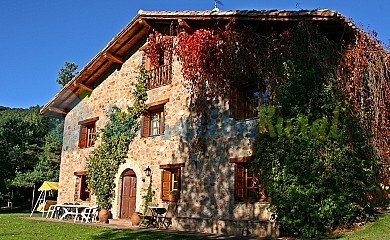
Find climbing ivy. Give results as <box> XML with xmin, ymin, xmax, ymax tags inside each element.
<box><xmin>86</xmin><ymin>66</ymin><xmax>149</xmax><ymax>210</ymax></box>
<box><xmin>255</xmin><ymin>24</ymin><xmax>381</xmax><ymax>238</ymax></box>
<box><xmin>142</xmin><ymin>181</ymin><xmax>153</xmax><ymax>215</ymax></box>
<box><xmin>145</xmin><ymin>20</ymin><xmax>389</xmax><ymax>238</ymax></box>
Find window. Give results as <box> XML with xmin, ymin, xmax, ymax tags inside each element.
<box><xmin>141</xmin><ymin>40</ymin><xmax>172</xmax><ymax>71</ymax></box>
<box><xmin>141</xmin><ymin>104</ymin><xmax>165</xmax><ymax>137</ymax></box>
<box><xmin>78</xmin><ymin>117</ymin><xmax>98</xmax><ymax>148</ymax></box>
<box><xmin>141</xmin><ymin>43</ymin><xmax>173</xmax><ymax>90</ymax></box>
<box><xmin>74</xmin><ymin>171</ymin><xmax>90</xmax><ymax>201</ymax></box>
<box><xmin>160</xmin><ymin>163</ymin><xmax>184</xmax><ymax>201</ymax></box>
<box><xmin>234</xmin><ymin>163</ymin><xmax>265</xmax><ymax>202</ymax></box>
<box><xmin>230</xmin><ymin>83</ymin><xmax>269</xmax><ymax>119</ymax></box>
<box><xmin>150</xmin><ymin>112</ymin><xmax>162</xmax><ymax>136</ymax></box>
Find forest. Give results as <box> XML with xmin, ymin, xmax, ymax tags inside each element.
<box><xmin>0</xmin><ymin>105</ymin><xmax>63</xmax><ymax>207</ymax></box>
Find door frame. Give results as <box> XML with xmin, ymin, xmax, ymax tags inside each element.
<box><xmin>119</xmin><ymin>169</ymin><xmax>137</xmax><ymax>219</ymax></box>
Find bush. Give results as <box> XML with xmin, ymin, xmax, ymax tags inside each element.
<box><xmin>255</xmin><ymin>58</ymin><xmax>378</xmax><ymax>238</ymax></box>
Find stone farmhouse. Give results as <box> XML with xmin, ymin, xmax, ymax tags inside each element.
<box><xmin>41</xmin><ymin>9</ymin><xmax>369</xmax><ymax>237</ymax></box>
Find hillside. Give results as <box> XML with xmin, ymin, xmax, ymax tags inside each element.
<box><xmin>0</xmin><ymin>106</ymin><xmax>10</xmax><ymax>111</ymax></box>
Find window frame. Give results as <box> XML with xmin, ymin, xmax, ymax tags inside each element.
<box><xmin>74</xmin><ymin>171</ymin><xmax>90</xmax><ymax>202</ymax></box>
<box><xmin>230</xmin><ymin>158</ymin><xmax>265</xmax><ymax>203</ymax></box>
<box><xmin>230</xmin><ymin>83</ymin><xmax>269</xmax><ymax>120</ymax></box>
<box><xmin>141</xmin><ymin>39</ymin><xmax>172</xmax><ymax>71</ymax></box>
<box><xmin>150</xmin><ymin>110</ymin><xmax>163</xmax><ymax>136</ymax></box>
<box><xmin>140</xmin><ymin>41</ymin><xmax>173</xmax><ymax>90</ymax></box>
<box><xmin>78</xmin><ymin>117</ymin><xmax>98</xmax><ymax>148</ymax></box>
<box><xmin>160</xmin><ymin>163</ymin><xmax>184</xmax><ymax>201</ymax></box>
<box><xmin>141</xmin><ymin>101</ymin><xmax>168</xmax><ymax>137</ymax></box>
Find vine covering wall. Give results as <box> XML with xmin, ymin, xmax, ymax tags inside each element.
<box><xmin>338</xmin><ymin>31</ymin><xmax>390</xmax><ymax>188</ymax></box>
<box><xmin>145</xmin><ymin>20</ymin><xmax>390</xmax><ymax>238</ymax></box>
<box><xmin>86</xmin><ymin>66</ymin><xmax>148</xmax><ymax>210</ymax></box>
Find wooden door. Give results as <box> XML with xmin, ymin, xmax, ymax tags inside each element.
<box><xmin>120</xmin><ymin>175</ymin><xmax>137</xmax><ymax>218</ymax></box>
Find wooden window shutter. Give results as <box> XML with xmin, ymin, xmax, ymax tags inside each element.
<box><xmin>142</xmin><ymin>52</ymin><xmax>151</xmax><ymax>70</ymax></box>
<box><xmin>235</xmin><ymin>164</ymin><xmax>246</xmax><ymax>201</ymax></box>
<box><xmin>79</xmin><ymin>125</ymin><xmax>87</xmax><ymax>148</ymax></box>
<box><xmin>141</xmin><ymin>114</ymin><xmax>150</xmax><ymax>137</ymax></box>
<box><xmin>237</xmin><ymin>88</ymin><xmax>246</xmax><ymax>119</ymax></box>
<box><xmin>79</xmin><ymin>175</ymin><xmax>89</xmax><ymax>201</ymax></box>
<box><xmin>161</xmin><ymin>170</ymin><xmax>171</xmax><ymax>201</ymax></box>
<box><xmin>159</xmin><ymin>110</ymin><xmax>165</xmax><ymax>135</ymax></box>
<box><xmin>79</xmin><ymin>175</ymin><xmax>85</xmax><ymax>200</ymax></box>
<box><xmin>141</xmin><ymin>52</ymin><xmax>147</xmax><ymax>66</ymax></box>
<box><xmin>230</xmin><ymin>86</ymin><xmax>237</xmax><ymax>118</ymax></box>
<box><xmin>177</xmin><ymin>168</ymin><xmax>181</xmax><ymax>199</ymax></box>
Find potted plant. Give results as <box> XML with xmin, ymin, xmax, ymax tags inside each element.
<box><xmin>168</xmin><ymin>190</ymin><xmax>178</xmax><ymax>202</ymax></box>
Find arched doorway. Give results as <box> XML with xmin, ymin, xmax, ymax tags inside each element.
<box><xmin>120</xmin><ymin>169</ymin><xmax>137</xmax><ymax>219</ymax></box>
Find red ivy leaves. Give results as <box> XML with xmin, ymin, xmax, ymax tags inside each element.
<box><xmin>144</xmin><ymin>26</ymin><xmax>390</xmax><ymax>183</ymax></box>
<box><xmin>144</xmin><ymin>31</ymin><xmax>173</xmax><ymax>69</ymax></box>
<box><xmin>175</xmin><ymin>28</ymin><xmax>225</xmax><ymax>95</ymax></box>
<box><xmin>338</xmin><ymin>30</ymin><xmax>390</xmax><ymax>186</ymax></box>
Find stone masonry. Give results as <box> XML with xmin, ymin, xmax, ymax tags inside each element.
<box><xmin>58</xmin><ymin>45</ymin><xmax>277</xmax><ymax>237</ymax></box>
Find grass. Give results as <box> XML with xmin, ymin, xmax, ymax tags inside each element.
<box><xmin>330</xmin><ymin>213</ymin><xmax>390</xmax><ymax>240</ymax></box>
<box><xmin>0</xmin><ymin>208</ymin><xmax>206</xmax><ymax>240</ymax></box>
<box><xmin>3</xmin><ymin>208</ymin><xmax>390</xmax><ymax>239</ymax></box>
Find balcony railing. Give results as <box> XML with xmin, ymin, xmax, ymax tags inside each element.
<box><xmin>147</xmin><ymin>65</ymin><xmax>172</xmax><ymax>90</ymax></box>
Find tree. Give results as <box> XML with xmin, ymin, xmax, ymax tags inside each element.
<box><xmin>56</xmin><ymin>61</ymin><xmax>78</xmax><ymax>86</ymax></box>
<box><xmin>12</xmin><ymin>133</ymin><xmax>61</xmax><ymax>188</ymax></box>
<box><xmin>0</xmin><ymin>106</ymin><xmax>63</xmax><ymax>206</ymax></box>
<box><xmin>0</xmin><ymin>106</ymin><xmax>9</xmax><ymax>112</ymax></box>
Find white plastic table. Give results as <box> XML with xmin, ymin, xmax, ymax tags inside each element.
<box><xmin>58</xmin><ymin>204</ymin><xmax>89</xmax><ymax>223</ymax></box>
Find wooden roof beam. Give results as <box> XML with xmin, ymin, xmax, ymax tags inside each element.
<box><xmin>104</xmin><ymin>52</ymin><xmax>124</xmax><ymax>64</ymax></box>
<box><xmin>48</xmin><ymin>107</ymin><xmax>69</xmax><ymax>115</ymax></box>
<box><xmin>80</xmin><ymin>84</ymin><xmax>94</xmax><ymax>92</ymax></box>
<box><xmin>139</xmin><ymin>18</ymin><xmax>153</xmax><ymax>30</ymax></box>
<box><xmin>73</xmin><ymin>82</ymin><xmax>94</xmax><ymax>92</ymax></box>
<box><xmin>230</xmin><ymin>17</ymin><xmax>237</xmax><ymax>25</ymax></box>
<box><xmin>178</xmin><ymin>19</ymin><xmax>194</xmax><ymax>32</ymax></box>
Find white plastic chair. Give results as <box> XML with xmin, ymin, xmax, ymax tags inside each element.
<box><xmin>81</xmin><ymin>206</ymin><xmax>98</xmax><ymax>223</ymax></box>
<box><xmin>46</xmin><ymin>204</ymin><xmax>62</xmax><ymax>219</ymax></box>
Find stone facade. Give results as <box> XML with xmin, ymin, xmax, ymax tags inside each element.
<box><xmin>57</xmin><ymin>46</ymin><xmax>277</xmax><ymax>237</ymax></box>
<box><xmin>53</xmin><ymin>29</ymin><xmax>280</xmax><ymax>240</ymax></box>
<box><xmin>40</xmin><ymin>9</ymin><xmax>376</xmax><ymax>238</ymax></box>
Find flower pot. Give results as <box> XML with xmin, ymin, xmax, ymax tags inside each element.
<box><xmin>98</xmin><ymin>208</ymin><xmax>110</xmax><ymax>224</ymax></box>
<box><xmin>131</xmin><ymin>212</ymin><xmax>141</xmax><ymax>225</ymax></box>
<box><xmin>168</xmin><ymin>193</ymin><xmax>177</xmax><ymax>202</ymax></box>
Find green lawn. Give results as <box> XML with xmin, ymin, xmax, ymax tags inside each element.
<box><xmin>330</xmin><ymin>213</ymin><xmax>390</xmax><ymax>240</ymax></box>
<box><xmin>0</xmin><ymin>210</ymin><xmax>206</xmax><ymax>240</ymax></box>
<box><xmin>3</xmin><ymin>209</ymin><xmax>390</xmax><ymax>239</ymax></box>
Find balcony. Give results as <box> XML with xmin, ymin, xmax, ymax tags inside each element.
<box><xmin>147</xmin><ymin>65</ymin><xmax>172</xmax><ymax>90</ymax></box>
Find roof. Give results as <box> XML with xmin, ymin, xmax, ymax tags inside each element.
<box><xmin>40</xmin><ymin>9</ymin><xmax>359</xmax><ymax>117</ymax></box>
<box><xmin>38</xmin><ymin>181</ymin><xmax>59</xmax><ymax>191</ymax></box>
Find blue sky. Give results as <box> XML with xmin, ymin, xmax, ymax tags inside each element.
<box><xmin>0</xmin><ymin>0</ymin><xmax>389</xmax><ymax>108</ymax></box>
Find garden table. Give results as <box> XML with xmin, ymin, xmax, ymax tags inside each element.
<box><xmin>148</xmin><ymin>206</ymin><xmax>166</xmax><ymax>228</ymax></box>
<box><xmin>58</xmin><ymin>204</ymin><xmax>89</xmax><ymax>223</ymax></box>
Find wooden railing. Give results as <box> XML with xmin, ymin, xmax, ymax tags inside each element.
<box><xmin>147</xmin><ymin>65</ymin><xmax>172</xmax><ymax>90</ymax></box>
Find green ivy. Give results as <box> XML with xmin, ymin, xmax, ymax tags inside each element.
<box><xmin>255</xmin><ymin>28</ymin><xmax>378</xmax><ymax>238</ymax></box>
<box><xmin>86</xmin><ymin>66</ymin><xmax>149</xmax><ymax>210</ymax></box>
<box><xmin>142</xmin><ymin>181</ymin><xmax>153</xmax><ymax>215</ymax></box>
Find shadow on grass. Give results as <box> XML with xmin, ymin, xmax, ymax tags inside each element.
<box><xmin>91</xmin><ymin>229</ymin><xmax>207</xmax><ymax>240</ymax></box>
<box><xmin>0</xmin><ymin>206</ymin><xmax>30</xmax><ymax>214</ymax></box>
<box><xmin>322</xmin><ymin>235</ymin><xmax>344</xmax><ymax>239</ymax></box>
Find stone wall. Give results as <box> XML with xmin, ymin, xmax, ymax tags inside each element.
<box><xmin>58</xmin><ymin>46</ymin><xmax>276</xmax><ymax>237</ymax></box>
